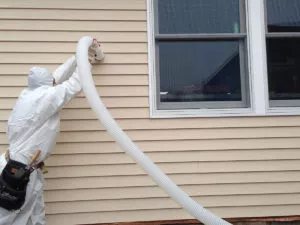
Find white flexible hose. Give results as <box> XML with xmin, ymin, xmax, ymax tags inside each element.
<box><xmin>76</xmin><ymin>36</ymin><xmax>231</xmax><ymax>225</ymax></box>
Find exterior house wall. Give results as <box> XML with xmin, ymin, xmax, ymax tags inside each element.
<box><xmin>0</xmin><ymin>0</ymin><xmax>299</xmax><ymax>224</ymax></box>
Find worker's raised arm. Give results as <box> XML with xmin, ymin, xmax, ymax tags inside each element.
<box><xmin>36</xmin><ymin>68</ymin><xmax>82</xmax><ymax>122</ymax></box>
<box><xmin>52</xmin><ymin>56</ymin><xmax>77</xmax><ymax>84</ymax></box>
<box><xmin>52</xmin><ymin>67</ymin><xmax>82</xmax><ymax>111</ymax></box>
<box><xmin>55</xmin><ymin>67</ymin><xmax>82</xmax><ymax>106</ymax></box>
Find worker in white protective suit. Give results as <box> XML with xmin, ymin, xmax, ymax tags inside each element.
<box><xmin>0</xmin><ymin>42</ymin><xmax>101</xmax><ymax>225</ymax></box>
<box><xmin>0</xmin><ymin>56</ymin><xmax>81</xmax><ymax>225</ymax></box>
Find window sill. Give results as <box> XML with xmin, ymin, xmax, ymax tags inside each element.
<box><xmin>267</xmin><ymin>107</ymin><xmax>300</xmax><ymax>116</ymax></box>
<box><xmin>150</xmin><ymin>107</ymin><xmax>300</xmax><ymax>118</ymax></box>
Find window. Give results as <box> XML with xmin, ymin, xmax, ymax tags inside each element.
<box><xmin>148</xmin><ymin>0</ymin><xmax>300</xmax><ymax>117</ymax></box>
<box><xmin>266</xmin><ymin>0</ymin><xmax>300</xmax><ymax>107</ymax></box>
<box><xmin>154</xmin><ymin>0</ymin><xmax>248</xmax><ymax>110</ymax></box>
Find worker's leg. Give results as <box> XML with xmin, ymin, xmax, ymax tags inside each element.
<box><xmin>0</xmin><ymin>208</ymin><xmax>16</xmax><ymax>225</ymax></box>
<box><xmin>28</xmin><ymin>171</ymin><xmax>46</xmax><ymax>225</ymax></box>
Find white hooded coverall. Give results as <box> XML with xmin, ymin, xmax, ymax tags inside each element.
<box><xmin>0</xmin><ymin>56</ymin><xmax>82</xmax><ymax>225</ymax></box>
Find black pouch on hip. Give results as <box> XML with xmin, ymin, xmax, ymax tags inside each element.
<box><xmin>0</xmin><ymin>159</ymin><xmax>31</xmax><ymax>211</ymax></box>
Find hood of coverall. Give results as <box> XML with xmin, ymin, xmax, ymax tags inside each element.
<box><xmin>28</xmin><ymin>67</ymin><xmax>53</xmax><ymax>89</ymax></box>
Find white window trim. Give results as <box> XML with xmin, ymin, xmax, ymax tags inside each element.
<box><xmin>147</xmin><ymin>0</ymin><xmax>300</xmax><ymax>118</ymax></box>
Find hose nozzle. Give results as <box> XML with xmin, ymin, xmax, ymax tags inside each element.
<box><xmin>88</xmin><ymin>38</ymin><xmax>105</xmax><ymax>63</ymax></box>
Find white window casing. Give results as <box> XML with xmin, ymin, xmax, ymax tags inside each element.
<box><xmin>148</xmin><ymin>0</ymin><xmax>300</xmax><ymax>118</ymax></box>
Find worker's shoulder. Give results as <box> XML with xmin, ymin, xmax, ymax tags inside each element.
<box><xmin>34</xmin><ymin>85</ymin><xmax>56</xmax><ymax>94</ymax></box>
<box><xmin>34</xmin><ymin>85</ymin><xmax>69</xmax><ymax>100</ymax></box>
<box><xmin>23</xmin><ymin>86</ymin><xmax>56</xmax><ymax>101</ymax></box>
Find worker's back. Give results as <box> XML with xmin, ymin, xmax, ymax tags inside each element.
<box><xmin>7</xmin><ymin>85</ymin><xmax>60</xmax><ymax>166</ymax></box>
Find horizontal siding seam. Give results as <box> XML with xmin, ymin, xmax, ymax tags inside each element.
<box><xmin>44</xmin><ymin>204</ymin><xmax>300</xmax><ymax>215</ymax></box>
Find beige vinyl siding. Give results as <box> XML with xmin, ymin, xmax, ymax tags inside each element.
<box><xmin>0</xmin><ymin>0</ymin><xmax>300</xmax><ymax>225</ymax></box>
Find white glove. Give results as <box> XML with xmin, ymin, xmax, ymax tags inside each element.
<box><xmin>88</xmin><ymin>38</ymin><xmax>105</xmax><ymax>64</ymax></box>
